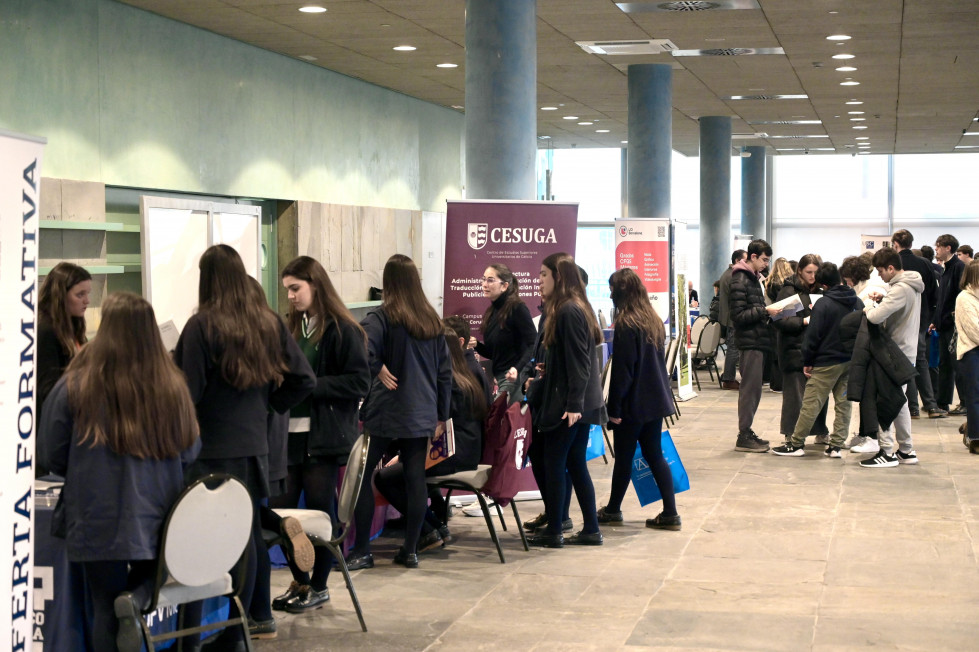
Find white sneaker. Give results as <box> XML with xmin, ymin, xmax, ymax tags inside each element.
<box><xmin>896</xmin><ymin>449</ymin><xmax>919</xmax><ymax>465</ymax></box>
<box><xmin>850</xmin><ymin>438</ymin><xmax>880</xmax><ymax>454</ymax></box>
<box><xmin>844</xmin><ymin>434</ymin><xmax>865</xmax><ymax>450</ymax></box>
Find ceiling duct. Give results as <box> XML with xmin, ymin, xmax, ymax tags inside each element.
<box><xmin>576</xmin><ymin>40</ymin><xmax>678</xmax><ymax>55</ymax></box>
<box><xmin>724</xmin><ymin>94</ymin><xmax>808</xmax><ymax>100</ymax></box>
<box><xmin>617</xmin><ymin>0</ymin><xmax>760</xmax><ymax>12</ymax></box>
<box><xmin>672</xmin><ymin>47</ymin><xmax>785</xmax><ymax>57</ymax></box>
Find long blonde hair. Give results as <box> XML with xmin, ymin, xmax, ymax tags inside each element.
<box><xmin>765</xmin><ymin>257</ymin><xmax>792</xmax><ymax>292</ymax></box>
<box><xmin>66</xmin><ymin>293</ymin><xmax>198</xmax><ymax>459</ymax></box>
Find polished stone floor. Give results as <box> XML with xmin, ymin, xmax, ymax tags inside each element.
<box><xmin>256</xmin><ymin>371</ymin><xmax>978</xmax><ymax>651</ymax></box>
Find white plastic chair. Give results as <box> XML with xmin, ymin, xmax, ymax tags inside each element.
<box><xmin>114</xmin><ymin>474</ymin><xmax>254</xmax><ymax>652</ymax></box>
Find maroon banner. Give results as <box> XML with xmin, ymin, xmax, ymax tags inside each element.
<box><xmin>443</xmin><ymin>200</ymin><xmax>578</xmax><ymax>339</ymax></box>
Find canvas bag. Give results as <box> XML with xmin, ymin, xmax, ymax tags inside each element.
<box><xmin>630</xmin><ymin>429</ymin><xmax>690</xmax><ymax>507</ymax></box>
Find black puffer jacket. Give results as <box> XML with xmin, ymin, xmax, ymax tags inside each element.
<box><xmin>848</xmin><ymin>316</ymin><xmax>916</xmax><ymax>430</ymax></box>
<box><xmin>729</xmin><ymin>263</ymin><xmax>772</xmax><ymax>352</ymax></box>
<box><xmin>772</xmin><ymin>275</ymin><xmax>820</xmax><ymax>372</ymax></box>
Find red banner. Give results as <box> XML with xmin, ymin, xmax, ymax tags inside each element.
<box><xmin>443</xmin><ymin>200</ymin><xmax>578</xmax><ymax>339</ymax></box>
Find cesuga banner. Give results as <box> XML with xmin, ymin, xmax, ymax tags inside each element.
<box><xmin>443</xmin><ymin>200</ymin><xmax>578</xmax><ymax>339</ymax></box>
<box><xmin>1</xmin><ymin>128</ymin><xmax>45</xmax><ymax>652</ymax></box>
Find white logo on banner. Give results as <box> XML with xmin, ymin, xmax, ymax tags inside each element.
<box><xmin>467</xmin><ymin>223</ymin><xmax>488</xmax><ymax>250</ymax></box>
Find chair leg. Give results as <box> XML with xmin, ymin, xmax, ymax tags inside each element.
<box><xmin>693</xmin><ymin>365</ymin><xmax>701</xmax><ymax>392</ymax></box>
<box><xmin>494</xmin><ymin>499</ymin><xmax>508</xmax><ymax>531</ymax></box>
<box><xmin>232</xmin><ymin>594</ymin><xmax>255</xmax><ymax>652</ymax></box>
<box><xmin>602</xmin><ymin>424</ymin><xmax>615</xmax><ymax>458</ymax></box>
<box><xmin>326</xmin><ymin>542</ymin><xmax>368</xmax><ymax>632</ymax></box>
<box><xmin>509</xmin><ymin>501</ymin><xmax>530</xmax><ymax>551</ymax></box>
<box><xmin>475</xmin><ymin>491</ymin><xmax>506</xmax><ymax>563</ymax></box>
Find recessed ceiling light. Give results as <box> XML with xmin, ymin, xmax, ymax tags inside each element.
<box><xmin>858</xmin><ymin>145</ymin><xmax>871</xmax><ymax>148</ymax></box>
<box><xmin>298</xmin><ymin>55</ymin><xmax>317</xmax><ymax>61</ymax></box>
<box><xmin>596</xmin><ymin>129</ymin><xmax>610</xmax><ymax>133</ymax></box>
<box><xmin>436</xmin><ymin>63</ymin><xmax>457</xmax><ymax>68</ymax></box>
<box><xmin>828</xmin><ymin>10</ymin><xmax>839</xmax><ymax>14</ymax></box>
<box><xmin>963</xmin><ymin>132</ymin><xmax>979</xmax><ymax>136</ymax></box>
<box><xmin>299</xmin><ymin>5</ymin><xmax>327</xmax><ymax>13</ymax></box>
<box><xmin>541</xmin><ymin>106</ymin><xmax>558</xmax><ymax>111</ymax></box>
<box><xmin>563</xmin><ymin>116</ymin><xmax>579</xmax><ymax>120</ymax></box>
<box><xmin>955</xmin><ymin>145</ymin><xmax>979</xmax><ymax>149</ymax></box>
<box><xmin>380</xmin><ymin>23</ymin><xmax>391</xmax><ymax>28</ymax></box>
<box><xmin>451</xmin><ymin>105</ymin><xmax>464</xmax><ymax>110</ymax></box>
<box><xmin>853</xmin><ymin>125</ymin><xmax>868</xmax><ymax>129</ymax></box>
<box><xmin>833</xmin><ymin>54</ymin><xmax>855</xmax><ymax>60</ymax></box>
<box><xmin>705</xmin><ymin>38</ymin><xmax>726</xmax><ymax>42</ymax></box>
<box><xmin>850</xmin><ymin>118</ymin><xmax>866</xmax><ymax>121</ymax></box>
<box><xmin>578</xmin><ymin>121</ymin><xmax>594</xmax><ymax>125</ymax></box>
<box><xmin>621</xmin><ymin>140</ymin><xmax>628</xmax><ymax>144</ymax></box>
<box><xmin>846</xmin><ymin>100</ymin><xmax>863</xmax><ymax>105</ymax></box>
<box><xmin>848</xmin><ymin>111</ymin><xmax>865</xmax><ymax>115</ymax></box>
<box><xmin>855</xmin><ymin>136</ymin><xmax>869</xmax><ymax>140</ymax></box>
<box><xmin>836</xmin><ymin>66</ymin><xmax>857</xmax><ymax>72</ymax></box>
<box><xmin>841</xmin><ymin>81</ymin><xmax>860</xmax><ymax>86</ymax></box>
<box><xmin>393</xmin><ymin>45</ymin><xmax>416</xmax><ymax>51</ymax></box>
<box><xmin>538</xmin><ymin>135</ymin><xmax>551</xmax><ymax>140</ymax></box>
<box><xmin>826</xmin><ymin>34</ymin><xmax>851</xmax><ymax>41</ymax></box>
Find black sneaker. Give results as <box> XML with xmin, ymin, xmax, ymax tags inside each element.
<box><xmin>929</xmin><ymin>408</ymin><xmax>949</xmax><ymax>419</ymax></box>
<box><xmin>950</xmin><ymin>404</ymin><xmax>967</xmax><ymax>416</ymax></box>
<box><xmin>596</xmin><ymin>506</ymin><xmax>624</xmax><ymax>525</ymax></box>
<box><xmin>909</xmin><ymin>408</ymin><xmax>920</xmax><ymax>419</ymax></box>
<box><xmin>566</xmin><ymin>530</ymin><xmax>604</xmax><ymax>545</ymax></box>
<box><xmin>437</xmin><ymin>525</ymin><xmax>454</xmax><ymax>546</ymax></box>
<box><xmin>645</xmin><ymin>513</ymin><xmax>682</xmax><ymax>531</ymax></box>
<box><xmin>735</xmin><ymin>431</ymin><xmax>770</xmax><ymax>453</ymax></box>
<box><xmin>393</xmin><ymin>546</ymin><xmax>419</xmax><ymax>568</ymax></box>
<box><xmin>523</xmin><ymin>512</ymin><xmax>548</xmax><ymax>530</ymax></box>
<box><xmin>859</xmin><ymin>451</ymin><xmax>898</xmax><ymax>468</ymax></box>
<box><xmin>895</xmin><ymin>449</ymin><xmax>918</xmax><ymax>465</ymax></box>
<box><xmin>771</xmin><ymin>443</ymin><xmax>805</xmax><ymax>457</ymax></box>
<box><xmin>272</xmin><ymin>580</ymin><xmax>304</xmax><ymax>611</ymax></box>
<box><xmin>417</xmin><ymin>528</ymin><xmax>443</xmax><ymax>553</ymax></box>
<box><xmin>527</xmin><ymin>532</ymin><xmax>564</xmax><ymax>548</ymax></box>
<box><xmin>248</xmin><ymin>617</ymin><xmax>277</xmax><ymax>640</ymax></box>
<box><xmin>284</xmin><ymin>586</ymin><xmax>329</xmax><ymax>614</ymax></box>
<box><xmin>532</xmin><ymin>518</ymin><xmax>573</xmax><ymax>534</ymax></box>
<box><xmin>824</xmin><ymin>446</ymin><xmax>842</xmax><ymax>458</ymax></box>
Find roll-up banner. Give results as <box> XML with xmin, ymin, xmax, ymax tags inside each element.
<box><xmin>614</xmin><ymin>218</ymin><xmax>671</xmax><ymax>327</ymax></box>
<box><xmin>672</xmin><ymin>222</ymin><xmax>696</xmax><ymax>401</ymax></box>
<box><xmin>860</xmin><ymin>234</ymin><xmax>892</xmax><ymax>253</ymax></box>
<box><xmin>1</xmin><ymin>128</ymin><xmax>45</xmax><ymax>652</ymax></box>
<box><xmin>443</xmin><ymin>200</ymin><xmax>579</xmax><ymax>339</ymax></box>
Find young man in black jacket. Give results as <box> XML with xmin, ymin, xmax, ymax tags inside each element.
<box><xmin>931</xmin><ymin>233</ymin><xmax>966</xmax><ymax>414</ymax></box>
<box><xmin>718</xmin><ymin>249</ymin><xmax>747</xmax><ymax>389</ymax></box>
<box><xmin>772</xmin><ymin>263</ymin><xmax>861</xmax><ymax>458</ymax></box>
<box><xmin>891</xmin><ymin>229</ymin><xmax>945</xmax><ymax>419</ymax></box>
<box><xmin>729</xmin><ymin>239</ymin><xmax>773</xmax><ymax>452</ymax></box>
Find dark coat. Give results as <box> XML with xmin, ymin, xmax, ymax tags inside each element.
<box><xmin>772</xmin><ymin>276</ymin><xmax>819</xmax><ymax>372</ymax></box>
<box><xmin>465</xmin><ymin>348</ymin><xmax>494</xmax><ymax>407</ymax></box>
<box><xmin>475</xmin><ymin>296</ymin><xmax>537</xmax><ymax>377</ymax></box>
<box><xmin>802</xmin><ymin>284</ymin><xmax>861</xmax><ymax>368</ymax></box>
<box><xmin>729</xmin><ymin>263</ymin><xmax>772</xmax><ymax>352</ymax></box>
<box><xmin>447</xmin><ymin>382</ymin><xmax>484</xmax><ymax>470</ymax></box>
<box><xmin>304</xmin><ymin>319</ymin><xmax>371</xmax><ymax>458</ymax></box>
<box><xmin>37</xmin><ymin>320</ymin><xmax>74</xmax><ymax>477</ymax></box>
<box><xmin>717</xmin><ymin>267</ymin><xmax>735</xmax><ymax>328</ymax></box>
<box><xmin>933</xmin><ymin>254</ymin><xmax>964</xmax><ymax>332</ymax></box>
<box><xmin>899</xmin><ymin>249</ymin><xmax>938</xmax><ymax>333</ymax></box>
<box><xmin>173</xmin><ymin>312</ymin><xmax>315</xmax><ymax>459</ymax></box>
<box><xmin>360</xmin><ymin>308</ymin><xmax>452</xmax><ymax>439</ymax></box>
<box><xmin>39</xmin><ymin>378</ymin><xmax>201</xmax><ymax>562</ymax></box>
<box><xmin>606</xmin><ymin>323</ymin><xmax>676</xmax><ymax>427</ymax></box>
<box><xmin>528</xmin><ymin>303</ymin><xmax>605</xmax><ymax>432</ymax></box>
<box><xmin>847</xmin><ymin>317</ymin><xmax>916</xmax><ymax>430</ymax></box>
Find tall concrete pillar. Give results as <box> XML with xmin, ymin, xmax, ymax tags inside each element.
<box><xmin>699</xmin><ymin>116</ymin><xmax>732</xmax><ymax>301</ymax></box>
<box><xmin>465</xmin><ymin>0</ymin><xmax>536</xmax><ymax>200</ymax></box>
<box><xmin>627</xmin><ymin>64</ymin><xmax>672</xmax><ymax>218</ymax></box>
<box><xmin>740</xmin><ymin>145</ymin><xmax>766</xmax><ymax>239</ymax></box>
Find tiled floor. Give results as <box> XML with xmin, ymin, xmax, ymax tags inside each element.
<box><xmin>257</xmin><ymin>373</ymin><xmax>978</xmax><ymax>651</ymax></box>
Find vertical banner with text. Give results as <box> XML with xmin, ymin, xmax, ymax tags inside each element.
<box><xmin>1</xmin><ymin>129</ymin><xmax>45</xmax><ymax>652</ymax></box>
<box><xmin>443</xmin><ymin>200</ymin><xmax>579</xmax><ymax>339</ymax></box>
<box><xmin>859</xmin><ymin>234</ymin><xmax>892</xmax><ymax>254</ymax></box>
<box><xmin>672</xmin><ymin>221</ymin><xmax>696</xmax><ymax>400</ymax></box>
<box><xmin>615</xmin><ymin>218</ymin><xmax>671</xmax><ymax>328</ymax></box>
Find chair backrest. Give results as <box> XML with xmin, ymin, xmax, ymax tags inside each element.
<box><xmin>665</xmin><ymin>337</ymin><xmax>680</xmax><ymax>376</ymax></box>
<box><xmin>689</xmin><ymin>316</ymin><xmax>709</xmax><ymax>348</ymax></box>
<box><xmin>162</xmin><ymin>474</ymin><xmax>252</xmax><ymax>587</ymax></box>
<box><xmin>337</xmin><ymin>433</ymin><xmax>370</xmax><ymax>526</ymax></box>
<box><xmin>601</xmin><ymin>357</ymin><xmax>612</xmax><ymax>402</ymax></box>
<box><xmin>699</xmin><ymin>321</ymin><xmax>721</xmax><ymax>356</ymax></box>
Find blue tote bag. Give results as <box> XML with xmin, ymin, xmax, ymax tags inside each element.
<box><xmin>630</xmin><ymin>429</ymin><xmax>690</xmax><ymax>507</ymax></box>
<box><xmin>585</xmin><ymin>423</ymin><xmax>605</xmax><ymax>461</ymax></box>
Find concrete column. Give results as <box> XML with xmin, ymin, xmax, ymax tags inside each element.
<box><xmin>627</xmin><ymin>64</ymin><xmax>672</xmax><ymax>218</ymax></box>
<box><xmin>740</xmin><ymin>145</ymin><xmax>766</xmax><ymax>239</ymax></box>
<box><xmin>465</xmin><ymin>0</ymin><xmax>537</xmax><ymax>200</ymax></box>
<box><xmin>699</xmin><ymin>116</ymin><xmax>732</xmax><ymax>301</ymax></box>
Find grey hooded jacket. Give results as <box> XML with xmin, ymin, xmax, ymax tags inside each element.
<box><xmin>864</xmin><ymin>270</ymin><xmax>924</xmax><ymax>363</ymax></box>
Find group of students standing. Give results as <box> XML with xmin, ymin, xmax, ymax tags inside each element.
<box><xmin>712</xmin><ymin>229</ymin><xmax>978</xmax><ymax>468</ymax></box>
<box><xmin>35</xmin><ymin>243</ymin><xmax>687</xmax><ymax>651</ymax></box>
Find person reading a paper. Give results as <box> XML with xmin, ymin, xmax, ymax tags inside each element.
<box><xmin>374</xmin><ymin>323</ymin><xmax>488</xmax><ymax>554</ymax></box>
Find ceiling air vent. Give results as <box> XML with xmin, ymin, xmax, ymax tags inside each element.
<box><xmin>724</xmin><ymin>94</ymin><xmax>808</xmax><ymax>100</ymax></box>
<box><xmin>672</xmin><ymin>47</ymin><xmax>784</xmax><ymax>57</ymax></box>
<box><xmin>617</xmin><ymin>0</ymin><xmax>760</xmax><ymax>12</ymax></box>
<box><xmin>576</xmin><ymin>40</ymin><xmax>678</xmax><ymax>55</ymax></box>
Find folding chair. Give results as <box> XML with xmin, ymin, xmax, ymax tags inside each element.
<box><xmin>265</xmin><ymin>433</ymin><xmax>370</xmax><ymax>632</ymax></box>
<box><xmin>425</xmin><ymin>465</ymin><xmax>530</xmax><ymax>563</ymax></box>
<box><xmin>114</xmin><ymin>474</ymin><xmax>253</xmax><ymax>652</ymax></box>
<box><xmin>664</xmin><ymin>337</ymin><xmax>682</xmax><ymax>424</ymax></box>
<box><xmin>691</xmin><ymin>321</ymin><xmax>722</xmax><ymax>391</ymax></box>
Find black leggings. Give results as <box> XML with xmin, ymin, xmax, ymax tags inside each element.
<box><xmin>540</xmin><ymin>421</ymin><xmax>598</xmax><ymax>536</ymax></box>
<box><xmin>351</xmin><ymin>437</ymin><xmax>429</xmax><ymax>555</ymax></box>
<box><xmin>79</xmin><ymin>559</ymin><xmax>155</xmax><ymax>652</ymax></box>
<box><xmin>527</xmin><ymin>437</ymin><xmax>572</xmax><ymax>522</ymax></box>
<box><xmin>266</xmin><ymin>460</ymin><xmax>340</xmax><ymax>591</ymax></box>
<box><xmin>606</xmin><ymin>418</ymin><xmax>677</xmax><ymax>517</ymax></box>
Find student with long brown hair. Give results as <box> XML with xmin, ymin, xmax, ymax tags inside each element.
<box><xmin>346</xmin><ymin>254</ymin><xmax>451</xmax><ymax>569</ymax></box>
<box><xmin>374</xmin><ymin>323</ymin><xmax>488</xmax><ymax>551</ymax></box>
<box><xmin>174</xmin><ymin>244</ymin><xmax>314</xmax><ymax>649</ymax></box>
<box><xmin>37</xmin><ymin>262</ymin><xmax>92</xmax><ymax>475</ymax></box>
<box><xmin>598</xmin><ymin>268</ymin><xmax>681</xmax><ymax>529</ymax></box>
<box><xmin>268</xmin><ymin>255</ymin><xmax>370</xmax><ymax>616</ymax></box>
<box><xmin>39</xmin><ymin>292</ymin><xmax>200</xmax><ymax>652</ymax></box>
<box><xmin>526</xmin><ymin>252</ymin><xmax>605</xmax><ymax>548</ymax></box>
<box><xmin>471</xmin><ymin>262</ymin><xmax>537</xmax><ymax>400</ymax></box>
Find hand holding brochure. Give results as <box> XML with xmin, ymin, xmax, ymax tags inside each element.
<box><xmin>768</xmin><ymin>293</ymin><xmax>804</xmax><ymax>321</ymax></box>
